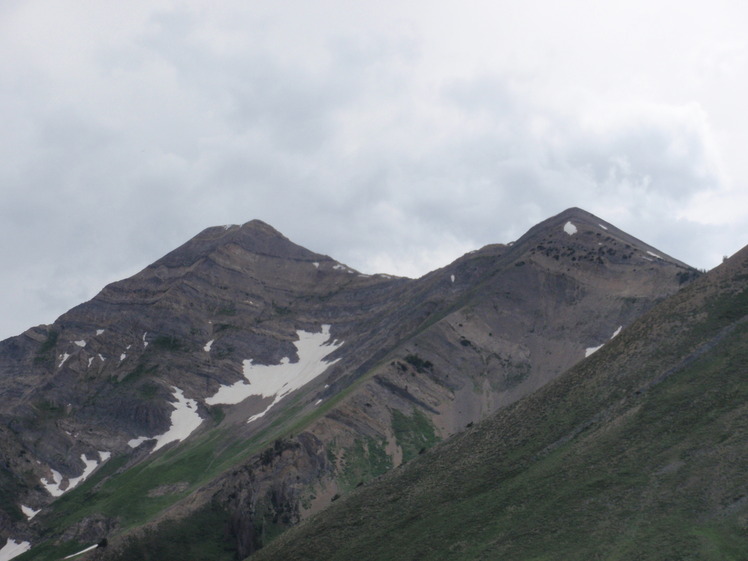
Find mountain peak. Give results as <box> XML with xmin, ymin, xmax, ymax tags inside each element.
<box><xmin>154</xmin><ymin>219</ymin><xmax>324</xmax><ymax>269</ymax></box>
<box><xmin>512</xmin><ymin>207</ymin><xmax>691</xmax><ymax>269</ymax></box>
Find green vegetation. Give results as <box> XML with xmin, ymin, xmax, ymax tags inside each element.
<box><xmin>338</xmin><ymin>437</ymin><xmax>393</xmax><ymax>492</ymax></box>
<box><xmin>404</xmin><ymin>354</ymin><xmax>433</xmax><ymax>373</ymax></box>
<box><xmin>391</xmin><ymin>408</ymin><xmax>440</xmax><ymax>463</ymax></box>
<box><xmin>250</xmin><ymin>263</ymin><xmax>748</xmax><ymax>561</ymax></box>
<box><xmin>106</xmin><ymin>501</ymin><xmax>235</xmax><ymax>561</ymax></box>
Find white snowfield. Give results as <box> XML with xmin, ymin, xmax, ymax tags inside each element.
<box><xmin>0</xmin><ymin>538</ymin><xmax>30</xmax><ymax>561</ymax></box>
<box><xmin>206</xmin><ymin>325</ymin><xmax>342</xmax><ymax>423</ymax></box>
<box><xmin>128</xmin><ymin>387</ymin><xmax>203</xmax><ymax>453</ymax></box>
<box><xmin>21</xmin><ymin>505</ymin><xmax>40</xmax><ymax>520</ymax></box>
<box><xmin>41</xmin><ymin>451</ymin><xmax>110</xmax><ymax>497</ymax></box>
<box><xmin>563</xmin><ymin>221</ymin><xmax>578</xmax><ymax>235</ymax></box>
<box><xmin>585</xmin><ymin>325</ymin><xmax>623</xmax><ymax>357</ymax></box>
<box><xmin>63</xmin><ymin>543</ymin><xmax>99</xmax><ymax>559</ymax></box>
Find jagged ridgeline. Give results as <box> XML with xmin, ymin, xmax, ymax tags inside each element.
<box><xmin>0</xmin><ymin>209</ymin><xmax>700</xmax><ymax>561</ymax></box>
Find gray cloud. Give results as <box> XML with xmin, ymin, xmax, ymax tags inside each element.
<box><xmin>0</xmin><ymin>1</ymin><xmax>746</xmax><ymax>340</ymax></box>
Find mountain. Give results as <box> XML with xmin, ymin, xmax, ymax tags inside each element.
<box><xmin>250</xmin><ymin>241</ymin><xmax>748</xmax><ymax>561</ymax></box>
<box><xmin>0</xmin><ymin>208</ymin><xmax>699</xmax><ymax>560</ymax></box>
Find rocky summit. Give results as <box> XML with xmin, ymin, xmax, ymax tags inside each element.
<box><xmin>0</xmin><ymin>208</ymin><xmax>700</xmax><ymax>560</ymax></box>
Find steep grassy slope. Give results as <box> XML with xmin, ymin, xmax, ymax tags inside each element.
<box><xmin>251</xmin><ymin>246</ymin><xmax>748</xmax><ymax>561</ymax></box>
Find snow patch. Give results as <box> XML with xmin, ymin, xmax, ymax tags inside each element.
<box><xmin>87</xmin><ymin>357</ymin><xmax>94</xmax><ymax>368</ymax></box>
<box><xmin>647</xmin><ymin>250</ymin><xmax>663</xmax><ymax>259</ymax></box>
<box><xmin>74</xmin><ymin>340</ymin><xmax>86</xmax><ymax>348</ymax></box>
<box><xmin>204</xmin><ymin>340</ymin><xmax>214</xmax><ymax>352</ymax></box>
<box><xmin>41</xmin><ymin>469</ymin><xmax>66</xmax><ymax>497</ymax></box>
<box><xmin>333</xmin><ymin>264</ymin><xmax>355</xmax><ymax>274</ymax></box>
<box><xmin>143</xmin><ymin>332</ymin><xmax>148</xmax><ymax>348</ymax></box>
<box><xmin>21</xmin><ymin>505</ymin><xmax>40</xmax><ymax>520</ymax></box>
<box><xmin>206</xmin><ymin>325</ymin><xmax>342</xmax><ymax>424</ymax></box>
<box><xmin>128</xmin><ymin>387</ymin><xmax>203</xmax><ymax>453</ymax></box>
<box><xmin>96</xmin><ymin>329</ymin><xmax>105</xmax><ymax>336</ymax></box>
<box><xmin>127</xmin><ymin>436</ymin><xmax>148</xmax><ymax>449</ymax></box>
<box><xmin>98</xmin><ymin>354</ymin><xmax>105</xmax><ymax>362</ymax></box>
<box><xmin>599</xmin><ymin>223</ymin><xmax>608</xmax><ymax>230</ymax></box>
<box><xmin>120</xmin><ymin>353</ymin><xmax>126</xmax><ymax>362</ymax></box>
<box><xmin>585</xmin><ymin>325</ymin><xmax>624</xmax><ymax>357</ymax></box>
<box><xmin>315</xmin><ymin>399</ymin><xmax>322</xmax><ymax>406</ymax></box>
<box><xmin>58</xmin><ymin>353</ymin><xmax>70</xmax><ymax>368</ymax></box>
<box><xmin>563</xmin><ymin>221</ymin><xmax>577</xmax><ymax>235</ymax></box>
<box><xmin>0</xmin><ymin>539</ymin><xmax>31</xmax><ymax>561</ymax></box>
<box><xmin>41</xmin><ymin>452</ymin><xmax>110</xmax><ymax>497</ymax></box>
<box><xmin>450</xmin><ymin>274</ymin><xmax>455</xmax><ymax>283</ymax></box>
<box><xmin>313</xmin><ymin>262</ymin><xmax>320</xmax><ymax>268</ymax></box>
<box><xmin>64</xmin><ymin>544</ymin><xmax>99</xmax><ymax>559</ymax></box>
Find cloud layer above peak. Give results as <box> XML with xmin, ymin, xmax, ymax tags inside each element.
<box><xmin>1</xmin><ymin>0</ymin><xmax>747</xmax><ymax>339</ymax></box>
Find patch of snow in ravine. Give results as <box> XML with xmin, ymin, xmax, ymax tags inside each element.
<box><xmin>58</xmin><ymin>353</ymin><xmax>70</xmax><ymax>368</ymax></box>
<box><xmin>450</xmin><ymin>274</ymin><xmax>455</xmax><ymax>283</ymax></box>
<box><xmin>63</xmin><ymin>543</ymin><xmax>100</xmax><ymax>559</ymax></box>
<box><xmin>563</xmin><ymin>221</ymin><xmax>578</xmax><ymax>236</ymax></box>
<box><xmin>41</xmin><ymin>451</ymin><xmax>109</xmax><ymax>498</ymax></box>
<box><xmin>585</xmin><ymin>325</ymin><xmax>623</xmax><ymax>357</ymax></box>
<box><xmin>120</xmin><ymin>353</ymin><xmax>126</xmax><ymax>362</ymax></box>
<box><xmin>74</xmin><ymin>340</ymin><xmax>86</xmax><ymax>347</ymax></box>
<box><xmin>21</xmin><ymin>505</ymin><xmax>40</xmax><ymax>520</ymax></box>
<box><xmin>127</xmin><ymin>436</ymin><xmax>148</xmax><ymax>449</ymax></box>
<box><xmin>96</xmin><ymin>329</ymin><xmax>105</xmax><ymax>336</ymax></box>
<box><xmin>206</xmin><ymin>325</ymin><xmax>342</xmax><ymax>424</ymax></box>
<box><xmin>41</xmin><ymin>469</ymin><xmax>64</xmax><ymax>497</ymax></box>
<box><xmin>128</xmin><ymin>387</ymin><xmax>203</xmax><ymax>453</ymax></box>
<box><xmin>313</xmin><ymin>262</ymin><xmax>320</xmax><ymax>268</ymax></box>
<box><xmin>0</xmin><ymin>538</ymin><xmax>31</xmax><ymax>561</ymax></box>
<box><xmin>143</xmin><ymin>332</ymin><xmax>148</xmax><ymax>348</ymax></box>
<box><xmin>98</xmin><ymin>354</ymin><xmax>105</xmax><ymax>362</ymax></box>
<box><xmin>599</xmin><ymin>223</ymin><xmax>608</xmax><ymax>230</ymax></box>
<box><xmin>204</xmin><ymin>340</ymin><xmax>214</xmax><ymax>352</ymax></box>
<box><xmin>87</xmin><ymin>357</ymin><xmax>94</xmax><ymax>368</ymax></box>
<box><xmin>647</xmin><ymin>250</ymin><xmax>663</xmax><ymax>259</ymax></box>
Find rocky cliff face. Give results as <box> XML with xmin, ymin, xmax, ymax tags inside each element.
<box><xmin>0</xmin><ymin>208</ymin><xmax>699</xmax><ymax>559</ymax></box>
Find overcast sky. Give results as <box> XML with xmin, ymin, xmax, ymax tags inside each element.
<box><xmin>1</xmin><ymin>0</ymin><xmax>747</xmax><ymax>340</ymax></box>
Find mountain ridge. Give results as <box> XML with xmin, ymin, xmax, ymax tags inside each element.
<box><xmin>0</xmin><ymin>208</ymin><xmax>701</xmax><ymax>560</ymax></box>
<box><xmin>250</xmin><ymin>232</ymin><xmax>748</xmax><ymax>561</ymax></box>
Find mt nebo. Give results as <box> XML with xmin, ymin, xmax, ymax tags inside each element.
<box><xmin>0</xmin><ymin>208</ymin><xmax>703</xmax><ymax>560</ymax></box>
